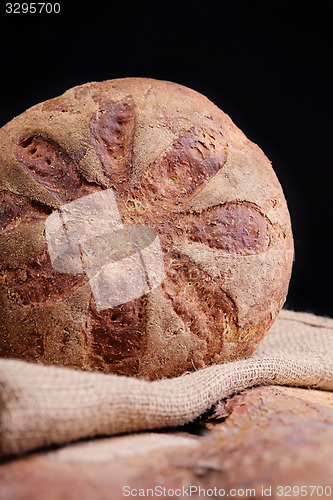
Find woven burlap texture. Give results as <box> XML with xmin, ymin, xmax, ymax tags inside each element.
<box><xmin>1</xmin><ymin>309</ymin><xmax>333</xmax><ymax>458</ymax></box>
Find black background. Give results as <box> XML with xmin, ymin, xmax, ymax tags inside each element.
<box><xmin>0</xmin><ymin>0</ymin><xmax>332</xmax><ymax>316</ymax></box>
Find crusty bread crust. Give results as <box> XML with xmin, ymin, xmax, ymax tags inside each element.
<box><xmin>0</xmin><ymin>78</ymin><xmax>293</xmax><ymax>379</ymax></box>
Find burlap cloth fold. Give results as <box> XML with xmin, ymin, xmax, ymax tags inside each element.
<box><xmin>1</xmin><ymin>309</ymin><xmax>333</xmax><ymax>458</ymax></box>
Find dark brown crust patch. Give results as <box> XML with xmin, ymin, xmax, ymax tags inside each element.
<box><xmin>3</xmin><ymin>248</ymin><xmax>87</xmax><ymax>305</ymax></box>
<box><xmin>163</xmin><ymin>252</ymin><xmax>238</xmax><ymax>361</ymax></box>
<box><xmin>0</xmin><ymin>190</ymin><xmax>50</xmax><ymax>232</ymax></box>
<box><xmin>89</xmin><ymin>97</ymin><xmax>136</xmax><ymax>190</ymax></box>
<box><xmin>16</xmin><ymin>136</ymin><xmax>83</xmax><ymax>203</ymax></box>
<box><xmin>136</xmin><ymin>126</ymin><xmax>227</xmax><ymax>208</ymax></box>
<box><xmin>184</xmin><ymin>202</ymin><xmax>271</xmax><ymax>254</ymax></box>
<box><xmin>86</xmin><ymin>296</ymin><xmax>146</xmax><ymax>375</ymax></box>
<box><xmin>0</xmin><ymin>288</ymin><xmax>45</xmax><ymax>360</ymax></box>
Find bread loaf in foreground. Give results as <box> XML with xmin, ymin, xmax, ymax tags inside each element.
<box><xmin>0</xmin><ymin>78</ymin><xmax>293</xmax><ymax>379</ymax></box>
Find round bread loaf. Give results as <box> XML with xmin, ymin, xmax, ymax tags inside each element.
<box><xmin>0</xmin><ymin>78</ymin><xmax>293</xmax><ymax>379</ymax></box>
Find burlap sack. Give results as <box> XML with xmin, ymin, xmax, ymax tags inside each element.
<box><xmin>1</xmin><ymin>309</ymin><xmax>332</xmax><ymax>458</ymax></box>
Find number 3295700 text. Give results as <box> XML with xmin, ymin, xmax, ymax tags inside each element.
<box><xmin>5</xmin><ymin>3</ymin><xmax>61</xmax><ymax>14</ymax></box>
